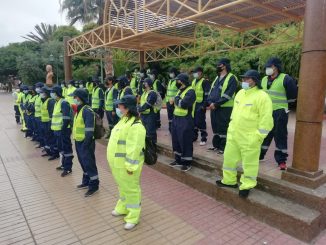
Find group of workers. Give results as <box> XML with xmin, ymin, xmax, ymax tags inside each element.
<box><xmin>12</xmin><ymin>56</ymin><xmax>297</xmax><ymax>229</ymax></box>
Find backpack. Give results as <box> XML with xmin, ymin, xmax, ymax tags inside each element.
<box><xmin>94</xmin><ymin>112</ymin><xmax>106</xmax><ymax>139</ymax></box>
<box><xmin>143</xmin><ymin>136</ymin><xmax>158</xmax><ymax>165</ymax></box>
<box><xmin>153</xmin><ymin>92</ymin><xmax>163</xmax><ymax>112</ymax></box>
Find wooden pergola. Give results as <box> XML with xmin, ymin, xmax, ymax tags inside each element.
<box><xmin>66</xmin><ymin>0</ymin><xmax>305</xmax><ymax>63</ymax></box>
<box><xmin>64</xmin><ymin>0</ymin><xmax>326</xmax><ymax>190</ymax></box>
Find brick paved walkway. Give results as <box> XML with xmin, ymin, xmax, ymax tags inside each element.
<box><xmin>1</xmin><ymin>92</ymin><xmax>325</xmax><ymax>245</ymax></box>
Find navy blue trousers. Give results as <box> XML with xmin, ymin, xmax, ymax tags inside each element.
<box><xmin>172</xmin><ymin>115</ymin><xmax>194</xmax><ymax>166</ymax></box>
<box><xmin>193</xmin><ymin>103</ymin><xmax>207</xmax><ymax>142</ymax></box>
<box><xmin>141</xmin><ymin>113</ymin><xmax>157</xmax><ymax>143</ymax></box>
<box><xmin>260</xmin><ymin>109</ymin><xmax>289</xmax><ymax>164</ymax></box>
<box><xmin>75</xmin><ymin>140</ymin><xmax>99</xmax><ymax>191</ymax></box>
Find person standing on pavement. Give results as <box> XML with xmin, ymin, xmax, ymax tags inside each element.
<box><xmin>60</xmin><ymin>81</ymin><xmax>67</xmax><ymax>98</ymax></box>
<box><xmin>191</xmin><ymin>66</ymin><xmax>210</xmax><ymax>146</ymax></box>
<box><xmin>148</xmin><ymin>69</ymin><xmax>165</xmax><ymax>129</ymax></box>
<box><xmin>50</xmin><ymin>86</ymin><xmax>74</xmax><ymax>177</ymax></box>
<box><xmin>170</xmin><ymin>73</ymin><xmax>196</xmax><ymax>172</ymax></box>
<box><xmin>25</xmin><ymin>86</ymin><xmax>37</xmax><ymax>139</ymax></box>
<box><xmin>13</xmin><ymin>88</ymin><xmax>21</xmax><ymax>124</ymax></box>
<box><xmin>166</xmin><ymin>67</ymin><xmax>179</xmax><ymax>133</ymax></box>
<box><xmin>20</xmin><ymin>85</ymin><xmax>31</xmax><ymax>132</ymax></box>
<box><xmin>136</xmin><ymin>68</ymin><xmax>147</xmax><ymax>99</ymax></box>
<box><xmin>104</xmin><ymin>76</ymin><xmax>119</xmax><ymax>139</ymax></box>
<box><xmin>72</xmin><ymin>88</ymin><xmax>99</xmax><ymax>197</ymax></box>
<box><xmin>259</xmin><ymin>57</ymin><xmax>298</xmax><ymax>170</ymax></box>
<box><xmin>34</xmin><ymin>82</ymin><xmax>44</xmax><ymax>148</ymax></box>
<box><xmin>86</xmin><ymin>77</ymin><xmax>94</xmax><ymax>103</ymax></box>
<box><xmin>91</xmin><ymin>78</ymin><xmax>105</xmax><ymax>119</ymax></box>
<box><xmin>65</xmin><ymin>80</ymin><xmax>77</xmax><ymax>105</ymax></box>
<box><xmin>138</xmin><ymin>78</ymin><xmax>158</xmax><ymax>143</ymax></box>
<box><xmin>216</xmin><ymin>70</ymin><xmax>273</xmax><ymax>198</ymax></box>
<box><xmin>107</xmin><ymin>95</ymin><xmax>146</xmax><ymax>230</ymax></box>
<box><xmin>40</xmin><ymin>86</ymin><xmax>56</xmax><ymax>159</ymax></box>
<box><xmin>117</xmin><ymin>76</ymin><xmax>133</xmax><ymax>99</ymax></box>
<box><xmin>130</xmin><ymin>68</ymin><xmax>139</xmax><ymax>96</ymax></box>
<box><xmin>207</xmin><ymin>58</ymin><xmax>238</xmax><ymax>154</ymax></box>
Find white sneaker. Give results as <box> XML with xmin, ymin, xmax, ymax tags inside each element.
<box><xmin>199</xmin><ymin>141</ymin><xmax>206</xmax><ymax>146</ymax></box>
<box><xmin>111</xmin><ymin>210</ymin><xmax>124</xmax><ymax>217</ymax></box>
<box><xmin>124</xmin><ymin>223</ymin><xmax>136</xmax><ymax>230</ymax></box>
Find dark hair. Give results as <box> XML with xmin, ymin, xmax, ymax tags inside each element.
<box><xmin>126</xmin><ymin>108</ymin><xmax>140</xmax><ymax>122</ymax></box>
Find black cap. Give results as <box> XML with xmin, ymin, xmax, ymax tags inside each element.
<box><xmin>265</xmin><ymin>57</ymin><xmax>282</xmax><ymax>71</ymax></box>
<box><xmin>143</xmin><ymin>78</ymin><xmax>153</xmax><ymax>88</ymax></box>
<box><xmin>175</xmin><ymin>73</ymin><xmax>189</xmax><ymax>85</ymax></box>
<box><xmin>217</xmin><ymin>58</ymin><xmax>230</xmax><ymax>66</ymax></box>
<box><xmin>35</xmin><ymin>82</ymin><xmax>44</xmax><ymax>88</ymax></box>
<box><xmin>192</xmin><ymin>66</ymin><xmax>203</xmax><ymax>73</ymax></box>
<box><xmin>41</xmin><ymin>85</ymin><xmax>53</xmax><ymax>94</ymax></box>
<box><xmin>72</xmin><ymin>88</ymin><xmax>88</xmax><ymax>103</ymax></box>
<box><xmin>52</xmin><ymin>85</ymin><xmax>63</xmax><ymax>97</ymax></box>
<box><xmin>115</xmin><ymin>95</ymin><xmax>137</xmax><ymax>110</ymax></box>
<box><xmin>240</xmin><ymin>70</ymin><xmax>262</xmax><ymax>88</ymax></box>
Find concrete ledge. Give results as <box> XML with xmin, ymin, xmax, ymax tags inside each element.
<box><xmin>282</xmin><ymin>168</ymin><xmax>326</xmax><ymax>189</ymax></box>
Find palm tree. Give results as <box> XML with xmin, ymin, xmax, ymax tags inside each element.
<box><xmin>59</xmin><ymin>0</ymin><xmax>105</xmax><ymax>26</ymax></box>
<box><xmin>22</xmin><ymin>23</ymin><xmax>58</xmax><ymax>43</ymax></box>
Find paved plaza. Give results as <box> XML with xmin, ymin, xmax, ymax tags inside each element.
<box><xmin>1</xmin><ymin>92</ymin><xmax>326</xmax><ymax>245</ymax></box>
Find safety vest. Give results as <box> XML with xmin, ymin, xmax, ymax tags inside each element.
<box><xmin>210</xmin><ymin>73</ymin><xmax>237</xmax><ymax>108</ymax></box>
<box><xmin>34</xmin><ymin>95</ymin><xmax>42</xmax><ymax>118</ymax></box>
<box><xmin>153</xmin><ymin>80</ymin><xmax>159</xmax><ymax>92</ymax></box>
<box><xmin>73</xmin><ymin>105</ymin><xmax>94</xmax><ymax>141</ymax></box>
<box><xmin>51</xmin><ymin>98</ymin><xmax>69</xmax><ymax>131</ymax></box>
<box><xmin>92</xmin><ymin>87</ymin><xmax>102</xmax><ymax>109</ymax></box>
<box><xmin>41</xmin><ymin>98</ymin><xmax>51</xmax><ymax>122</ymax></box>
<box><xmin>105</xmin><ymin>87</ymin><xmax>115</xmax><ymax>111</ymax></box>
<box><xmin>166</xmin><ymin>79</ymin><xmax>178</xmax><ymax>102</ymax></box>
<box><xmin>261</xmin><ymin>73</ymin><xmax>287</xmax><ymax>110</ymax></box>
<box><xmin>140</xmin><ymin>90</ymin><xmax>154</xmax><ymax>114</ymax></box>
<box><xmin>62</xmin><ymin>87</ymin><xmax>67</xmax><ymax>98</ymax></box>
<box><xmin>27</xmin><ymin>95</ymin><xmax>37</xmax><ymax>115</ymax></box>
<box><xmin>16</xmin><ymin>92</ymin><xmax>23</xmax><ymax>104</ymax></box>
<box><xmin>86</xmin><ymin>82</ymin><xmax>94</xmax><ymax>95</ymax></box>
<box><xmin>22</xmin><ymin>94</ymin><xmax>31</xmax><ymax>104</ymax></box>
<box><xmin>119</xmin><ymin>86</ymin><xmax>130</xmax><ymax>99</ymax></box>
<box><xmin>130</xmin><ymin>77</ymin><xmax>137</xmax><ymax>95</ymax></box>
<box><xmin>66</xmin><ymin>86</ymin><xmax>76</xmax><ymax>105</ymax></box>
<box><xmin>192</xmin><ymin>78</ymin><xmax>205</xmax><ymax>103</ymax></box>
<box><xmin>107</xmin><ymin>117</ymin><xmax>145</xmax><ymax>171</ymax></box>
<box><xmin>174</xmin><ymin>87</ymin><xmax>195</xmax><ymax>117</ymax></box>
<box><xmin>13</xmin><ymin>92</ymin><xmax>19</xmax><ymax>105</ymax></box>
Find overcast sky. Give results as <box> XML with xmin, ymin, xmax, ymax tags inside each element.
<box><xmin>0</xmin><ymin>0</ymin><xmax>80</xmax><ymax>47</ymax></box>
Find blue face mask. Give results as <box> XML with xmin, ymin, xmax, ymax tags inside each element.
<box><xmin>241</xmin><ymin>82</ymin><xmax>250</xmax><ymax>90</ymax></box>
<box><xmin>23</xmin><ymin>90</ymin><xmax>28</xmax><ymax>94</ymax></box>
<box><xmin>50</xmin><ymin>93</ymin><xmax>57</xmax><ymax>100</ymax></box>
<box><xmin>116</xmin><ymin>108</ymin><xmax>123</xmax><ymax>118</ymax></box>
<box><xmin>74</xmin><ymin>99</ymin><xmax>81</xmax><ymax>105</ymax></box>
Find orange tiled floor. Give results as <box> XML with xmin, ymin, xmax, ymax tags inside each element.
<box><xmin>1</xmin><ymin>92</ymin><xmax>325</xmax><ymax>245</ymax></box>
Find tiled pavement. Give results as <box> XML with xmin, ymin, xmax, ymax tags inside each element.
<box><xmin>1</xmin><ymin>92</ymin><xmax>326</xmax><ymax>245</ymax></box>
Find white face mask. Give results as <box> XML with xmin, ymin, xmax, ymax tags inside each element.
<box><xmin>73</xmin><ymin>98</ymin><xmax>82</xmax><ymax>105</ymax></box>
<box><xmin>169</xmin><ymin>73</ymin><xmax>175</xmax><ymax>79</ymax></box>
<box><xmin>23</xmin><ymin>90</ymin><xmax>28</xmax><ymax>94</ymax></box>
<box><xmin>35</xmin><ymin>88</ymin><xmax>41</xmax><ymax>94</ymax></box>
<box><xmin>140</xmin><ymin>73</ymin><xmax>145</xmax><ymax>78</ymax></box>
<box><xmin>266</xmin><ymin>67</ymin><xmax>274</xmax><ymax>76</ymax></box>
<box><xmin>40</xmin><ymin>93</ymin><xmax>46</xmax><ymax>99</ymax></box>
<box><xmin>68</xmin><ymin>84</ymin><xmax>72</xmax><ymax>88</ymax></box>
<box><xmin>50</xmin><ymin>93</ymin><xmax>57</xmax><ymax>100</ymax></box>
<box><xmin>241</xmin><ymin>82</ymin><xmax>250</xmax><ymax>90</ymax></box>
<box><xmin>116</xmin><ymin>108</ymin><xmax>123</xmax><ymax>118</ymax></box>
<box><xmin>79</xmin><ymin>85</ymin><xmax>84</xmax><ymax>88</ymax></box>
<box><xmin>193</xmin><ymin>73</ymin><xmax>199</xmax><ymax>79</ymax></box>
<box><xmin>61</xmin><ymin>84</ymin><xmax>65</xmax><ymax>88</ymax></box>
<box><xmin>149</xmin><ymin>74</ymin><xmax>155</xmax><ymax>80</ymax></box>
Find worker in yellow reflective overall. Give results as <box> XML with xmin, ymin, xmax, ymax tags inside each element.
<box><xmin>107</xmin><ymin>95</ymin><xmax>146</xmax><ymax>230</ymax></box>
<box><xmin>216</xmin><ymin>70</ymin><xmax>273</xmax><ymax>198</ymax></box>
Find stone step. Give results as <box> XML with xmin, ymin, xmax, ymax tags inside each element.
<box><xmin>153</xmin><ymin>154</ymin><xmax>323</xmax><ymax>242</ymax></box>
<box><xmin>157</xmin><ymin>143</ymin><xmax>326</xmax><ymax>213</ymax></box>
